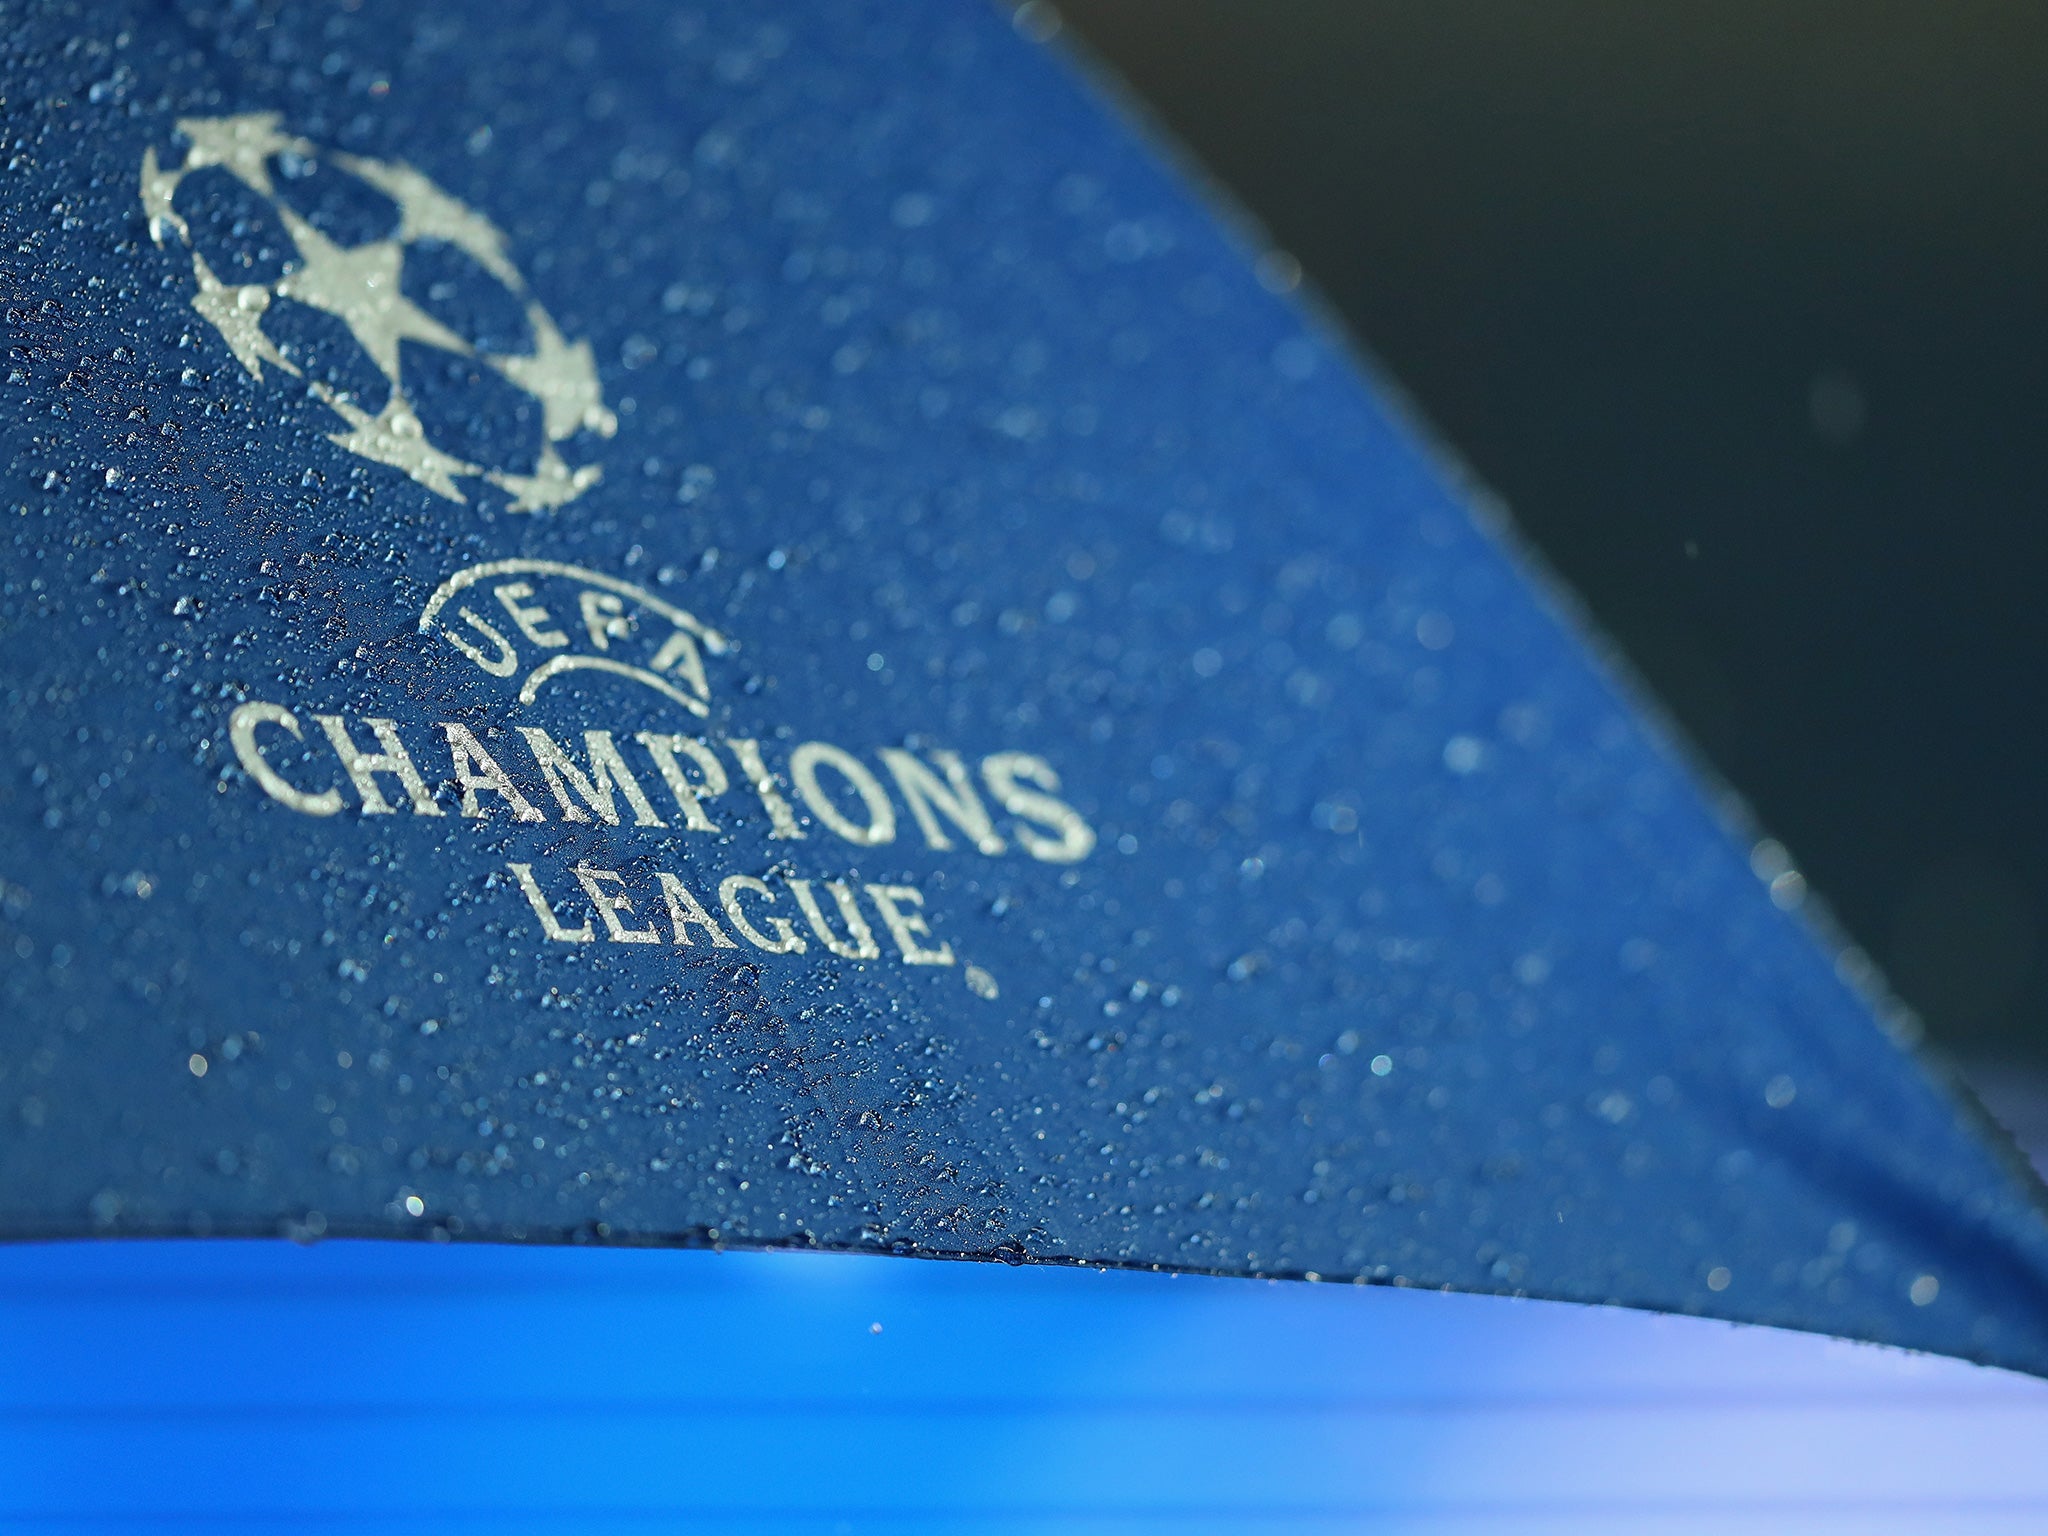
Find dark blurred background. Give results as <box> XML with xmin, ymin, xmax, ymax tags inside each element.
<box><xmin>1057</xmin><ymin>0</ymin><xmax>2048</xmax><ymax>1139</ymax></box>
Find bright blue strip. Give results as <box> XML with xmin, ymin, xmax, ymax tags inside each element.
<box><xmin>0</xmin><ymin>1240</ymin><xmax>2041</xmax><ymax>1532</ymax></box>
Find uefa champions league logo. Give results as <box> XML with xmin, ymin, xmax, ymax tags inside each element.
<box><xmin>140</xmin><ymin>114</ymin><xmax>615</xmax><ymax>511</ymax></box>
<box><xmin>135</xmin><ymin>111</ymin><xmax>1093</xmax><ymax>1003</ymax></box>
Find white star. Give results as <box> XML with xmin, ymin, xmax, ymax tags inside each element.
<box><xmin>174</xmin><ymin>113</ymin><xmax>307</xmax><ymax>197</ymax></box>
<box><xmin>271</xmin><ymin>202</ymin><xmax>471</xmax><ymax>385</ymax></box>
<box><xmin>140</xmin><ymin>146</ymin><xmax>188</xmax><ymax>247</ymax></box>
<box><xmin>493</xmin><ymin>301</ymin><xmax>617</xmax><ymax>442</ymax></box>
<box><xmin>312</xmin><ymin>384</ymin><xmax>479</xmax><ymax>503</ymax></box>
<box><xmin>333</xmin><ymin>154</ymin><xmax>524</xmax><ymax>290</ymax></box>
<box><xmin>487</xmin><ymin>443</ymin><xmax>603</xmax><ymax>514</ymax></box>
<box><xmin>187</xmin><ymin>251</ymin><xmax>298</xmax><ymax>382</ymax></box>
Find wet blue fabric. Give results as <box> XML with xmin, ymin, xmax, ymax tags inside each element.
<box><xmin>0</xmin><ymin>0</ymin><xmax>2044</xmax><ymax>1374</ymax></box>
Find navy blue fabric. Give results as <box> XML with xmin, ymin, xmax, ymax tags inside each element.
<box><xmin>1</xmin><ymin>0</ymin><xmax>2044</xmax><ymax>1373</ymax></box>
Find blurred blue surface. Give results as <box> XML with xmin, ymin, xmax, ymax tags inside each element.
<box><xmin>0</xmin><ymin>1240</ymin><xmax>2042</xmax><ymax>1532</ymax></box>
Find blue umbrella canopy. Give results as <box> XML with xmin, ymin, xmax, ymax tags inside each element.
<box><xmin>1</xmin><ymin>0</ymin><xmax>2043</xmax><ymax>1376</ymax></box>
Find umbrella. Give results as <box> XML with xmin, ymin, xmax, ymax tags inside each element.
<box><xmin>2</xmin><ymin>0</ymin><xmax>2045</xmax><ymax>1391</ymax></box>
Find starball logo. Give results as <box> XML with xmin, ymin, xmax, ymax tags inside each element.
<box><xmin>162</xmin><ymin>114</ymin><xmax>1101</xmax><ymax>998</ymax></box>
<box><xmin>143</xmin><ymin>114</ymin><xmax>614</xmax><ymax>510</ymax></box>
